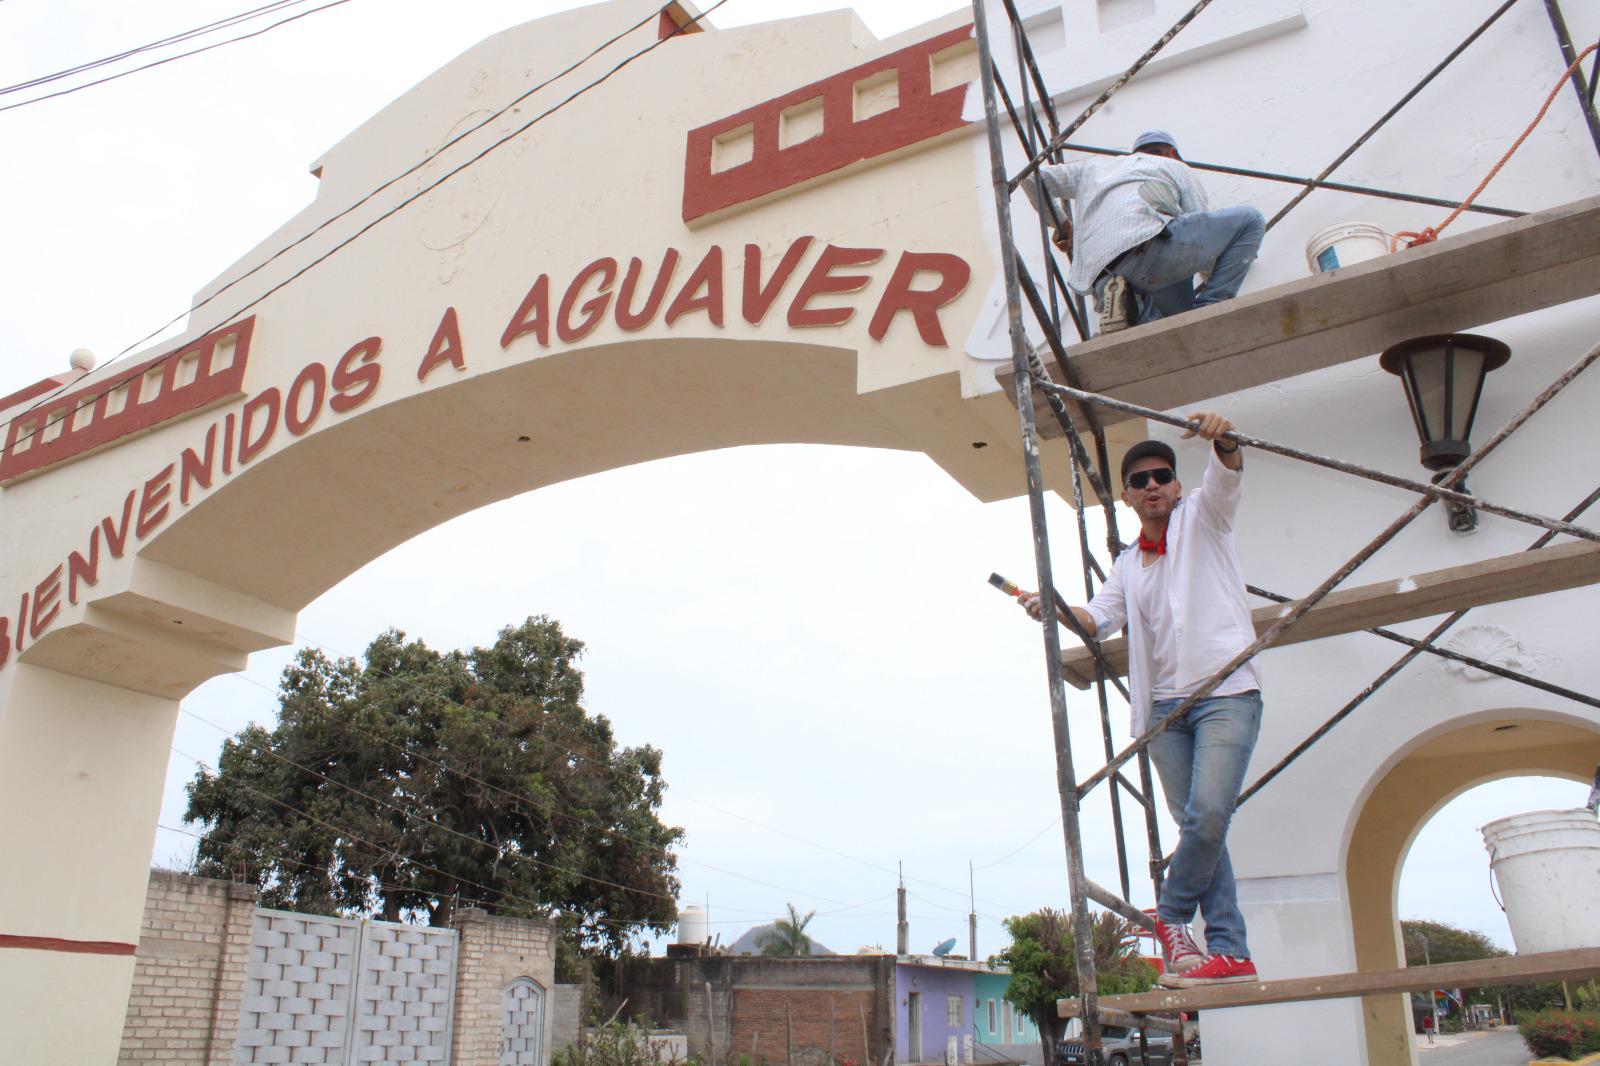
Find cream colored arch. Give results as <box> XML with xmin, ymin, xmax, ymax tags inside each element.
<box><xmin>1345</xmin><ymin>711</ymin><xmax>1600</xmax><ymax>1066</ymax></box>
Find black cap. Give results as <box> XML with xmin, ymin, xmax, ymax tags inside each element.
<box><xmin>1120</xmin><ymin>440</ymin><xmax>1177</xmax><ymax>483</ymax></box>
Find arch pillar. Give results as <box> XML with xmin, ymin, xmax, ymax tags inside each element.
<box><xmin>0</xmin><ymin>567</ymin><xmax>296</xmax><ymax>1063</ymax></box>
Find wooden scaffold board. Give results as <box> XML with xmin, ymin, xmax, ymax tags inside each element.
<box><xmin>1059</xmin><ymin>540</ymin><xmax>1600</xmax><ymax>688</ymax></box>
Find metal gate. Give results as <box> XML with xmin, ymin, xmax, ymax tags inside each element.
<box><xmin>499</xmin><ymin>976</ymin><xmax>546</xmax><ymax>1065</ymax></box>
<box><xmin>236</xmin><ymin>908</ymin><xmax>458</xmax><ymax>1064</ymax></box>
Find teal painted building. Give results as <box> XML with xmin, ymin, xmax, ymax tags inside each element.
<box><xmin>972</xmin><ymin>971</ymin><xmax>1043</xmax><ymax>1065</ymax></box>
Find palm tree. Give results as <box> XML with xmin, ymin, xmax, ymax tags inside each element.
<box><xmin>758</xmin><ymin>903</ymin><xmax>817</xmax><ymax>956</ymax></box>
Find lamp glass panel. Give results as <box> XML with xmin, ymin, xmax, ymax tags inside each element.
<box><xmin>1448</xmin><ymin>347</ymin><xmax>1487</xmax><ymax>440</ymax></box>
<box><xmin>1407</xmin><ymin>346</ymin><xmax>1486</xmax><ymax>443</ymax></box>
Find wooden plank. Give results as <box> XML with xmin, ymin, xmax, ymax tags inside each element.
<box><xmin>1059</xmin><ymin>540</ymin><xmax>1600</xmax><ymax>688</ymax></box>
<box><xmin>1001</xmin><ymin>194</ymin><xmax>1600</xmax><ymax>436</ymax></box>
<box><xmin>1059</xmin><ymin>947</ymin><xmax>1600</xmax><ymax>1017</ymax></box>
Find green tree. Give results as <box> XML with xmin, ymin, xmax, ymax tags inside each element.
<box><xmin>185</xmin><ymin>617</ymin><xmax>682</xmax><ymax>960</ymax></box>
<box><xmin>1401</xmin><ymin>919</ymin><xmax>1563</xmax><ymax>1015</ymax></box>
<box><xmin>758</xmin><ymin>903</ymin><xmax>817</xmax><ymax>956</ymax></box>
<box><xmin>997</xmin><ymin>909</ymin><xmax>1157</xmax><ymax>1049</ymax></box>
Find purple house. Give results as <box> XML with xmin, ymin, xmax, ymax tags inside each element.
<box><xmin>894</xmin><ymin>957</ymin><xmax>986</xmax><ymax>1065</ymax></box>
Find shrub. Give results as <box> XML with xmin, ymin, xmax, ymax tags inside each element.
<box><xmin>1518</xmin><ymin>1008</ymin><xmax>1600</xmax><ymax>1060</ymax></box>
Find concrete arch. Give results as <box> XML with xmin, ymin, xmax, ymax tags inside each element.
<box><xmin>1344</xmin><ymin>709</ymin><xmax>1600</xmax><ymax>1066</ymax></box>
<box><xmin>142</xmin><ymin>335</ymin><xmax>918</xmax><ymax>618</ymax></box>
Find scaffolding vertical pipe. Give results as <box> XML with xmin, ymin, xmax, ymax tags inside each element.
<box><xmin>1542</xmin><ymin>0</ymin><xmax>1600</xmax><ymax>159</ymax></box>
<box><xmin>971</xmin><ymin>1</ymin><xmax>1106</xmax><ymax>1059</ymax></box>
<box><xmin>1007</xmin><ymin>11</ymin><xmax>1134</xmax><ymax>903</ymax></box>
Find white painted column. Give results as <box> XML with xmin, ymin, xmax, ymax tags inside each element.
<box><xmin>1200</xmin><ymin>875</ymin><xmax>1370</xmax><ymax>1064</ymax></box>
<box><xmin>0</xmin><ymin>662</ymin><xmax>181</xmax><ymax>1064</ymax></box>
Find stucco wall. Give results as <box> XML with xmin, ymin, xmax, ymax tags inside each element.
<box><xmin>894</xmin><ymin>962</ymin><xmax>975</xmax><ymax>1064</ymax></box>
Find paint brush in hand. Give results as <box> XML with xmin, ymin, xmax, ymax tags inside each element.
<box><xmin>988</xmin><ymin>572</ymin><xmax>1025</xmax><ymax>598</ymax></box>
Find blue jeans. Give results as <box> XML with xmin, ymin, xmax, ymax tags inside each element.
<box><xmin>1147</xmin><ymin>691</ymin><xmax>1263</xmax><ymax>959</ymax></box>
<box><xmin>1095</xmin><ymin>205</ymin><xmax>1265</xmax><ymax>325</ymax></box>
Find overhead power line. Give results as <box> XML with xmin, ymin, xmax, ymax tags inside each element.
<box><xmin>0</xmin><ymin>0</ymin><xmax>718</xmax><ymax>456</ymax></box>
<box><xmin>0</xmin><ymin>0</ymin><xmax>358</xmax><ymax>114</ymax></box>
<box><xmin>0</xmin><ymin>0</ymin><xmax>321</xmax><ymax>98</ymax></box>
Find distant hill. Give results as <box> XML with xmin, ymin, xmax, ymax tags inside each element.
<box><xmin>727</xmin><ymin>923</ymin><xmax>835</xmax><ymax>956</ymax></box>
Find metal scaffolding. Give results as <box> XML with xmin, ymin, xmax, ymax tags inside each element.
<box><xmin>968</xmin><ymin>0</ymin><xmax>1600</xmax><ymax>1061</ymax></box>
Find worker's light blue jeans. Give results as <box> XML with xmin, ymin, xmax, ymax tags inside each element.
<box><xmin>1147</xmin><ymin>690</ymin><xmax>1263</xmax><ymax>959</ymax></box>
<box><xmin>1098</xmin><ymin>205</ymin><xmax>1266</xmax><ymax>325</ymax></box>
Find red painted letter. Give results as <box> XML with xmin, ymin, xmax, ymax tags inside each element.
<box><xmin>664</xmin><ymin>246</ymin><xmax>725</xmax><ymax>327</ymax></box>
<box><xmin>616</xmin><ymin>251</ymin><xmax>680</xmax><ymax>331</ymax></box>
<box><xmin>788</xmin><ymin>245</ymin><xmax>883</xmax><ymax>328</ymax></box>
<box><xmin>136</xmin><ymin>463</ymin><xmax>175</xmax><ymax>539</ymax></box>
<box><xmin>558</xmin><ymin>259</ymin><xmax>618</xmax><ymax>343</ymax></box>
<box><xmin>30</xmin><ymin>565</ymin><xmax>63</xmax><ymax>639</ymax></box>
<box><xmin>285</xmin><ymin>362</ymin><xmax>327</xmax><ymax>436</ymax></box>
<box><xmin>68</xmin><ymin>527</ymin><xmax>101</xmax><ymax>605</ymax></box>
<box><xmin>179</xmin><ymin>423</ymin><xmax>217</xmax><ymax>506</ymax></box>
<box><xmin>238</xmin><ymin>388</ymin><xmax>281</xmax><ymax>465</ymax></box>
<box><xmin>418</xmin><ymin>307</ymin><xmax>466</xmax><ymax>382</ymax></box>
<box><xmin>743</xmin><ymin>237</ymin><xmax>814</xmax><ymax>325</ymax></box>
<box><xmin>501</xmin><ymin>276</ymin><xmax>551</xmax><ymax>348</ymax></box>
<box><xmin>331</xmin><ymin>337</ymin><xmax>382</xmax><ymax>413</ymax></box>
<box><xmin>101</xmin><ymin>491</ymin><xmax>137</xmax><ymax>559</ymax></box>
<box><xmin>868</xmin><ymin>252</ymin><xmax>972</xmax><ymax>346</ymax></box>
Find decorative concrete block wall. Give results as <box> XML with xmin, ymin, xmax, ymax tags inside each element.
<box><xmin>235</xmin><ymin>909</ymin><xmax>459</xmax><ymax>1064</ymax></box>
<box><xmin>448</xmin><ymin>907</ymin><xmax>557</xmax><ymax>1065</ymax></box>
<box><xmin>118</xmin><ymin>871</ymin><xmax>255</xmax><ymax>1065</ymax></box>
<box><xmin>120</xmin><ymin>874</ymin><xmax>557</xmax><ymax>1065</ymax></box>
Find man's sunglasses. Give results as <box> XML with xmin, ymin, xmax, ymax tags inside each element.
<box><xmin>1126</xmin><ymin>467</ymin><xmax>1176</xmax><ymax>490</ymax></box>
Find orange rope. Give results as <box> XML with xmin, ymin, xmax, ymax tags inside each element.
<box><xmin>1392</xmin><ymin>41</ymin><xmax>1599</xmax><ymax>252</ymax></box>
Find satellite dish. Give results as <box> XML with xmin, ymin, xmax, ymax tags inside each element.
<box><xmin>932</xmin><ymin>938</ymin><xmax>958</xmax><ymax>957</ymax></box>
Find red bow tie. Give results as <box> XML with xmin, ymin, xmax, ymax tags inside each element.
<box><xmin>1138</xmin><ymin>530</ymin><xmax>1167</xmax><ymax>555</ymax></box>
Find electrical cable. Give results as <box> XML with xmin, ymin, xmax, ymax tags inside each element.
<box><xmin>0</xmin><ymin>0</ymin><xmax>709</xmax><ymax>452</ymax></box>
<box><xmin>171</xmin><ymin>745</ymin><xmax>677</xmax><ymax>923</ymax></box>
<box><xmin>283</xmin><ymin>629</ymin><xmax>1026</xmax><ymax>916</ymax></box>
<box><xmin>0</xmin><ymin>0</ymin><xmax>358</xmax><ymax>114</ymax></box>
<box><xmin>0</xmin><ymin>0</ymin><xmax>318</xmax><ymax>97</ymax></box>
<box><xmin>184</xmin><ymin>694</ymin><xmax>907</xmax><ymax>916</ymax></box>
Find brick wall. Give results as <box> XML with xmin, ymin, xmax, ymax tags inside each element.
<box><xmin>449</xmin><ymin>907</ymin><xmax>558</xmax><ymax>1064</ymax></box>
<box><xmin>617</xmin><ymin>955</ymin><xmax>897</xmax><ymax>1066</ymax></box>
<box><xmin>117</xmin><ymin>871</ymin><xmax>254</xmax><ymax>1065</ymax></box>
<box><xmin>731</xmin><ymin>988</ymin><xmax>878</xmax><ymax>1066</ymax></box>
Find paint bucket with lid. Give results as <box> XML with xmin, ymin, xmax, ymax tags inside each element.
<box><xmin>1481</xmin><ymin>808</ymin><xmax>1600</xmax><ymax>954</ymax></box>
<box><xmin>1304</xmin><ymin>221</ymin><xmax>1389</xmax><ymax>274</ymax></box>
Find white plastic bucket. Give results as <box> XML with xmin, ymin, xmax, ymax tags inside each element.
<box><xmin>1304</xmin><ymin>221</ymin><xmax>1389</xmax><ymax>274</ymax></box>
<box><xmin>1480</xmin><ymin>808</ymin><xmax>1600</xmax><ymax>954</ymax></box>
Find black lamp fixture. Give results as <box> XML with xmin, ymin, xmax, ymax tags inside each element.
<box><xmin>1379</xmin><ymin>333</ymin><xmax>1511</xmax><ymax>534</ymax></box>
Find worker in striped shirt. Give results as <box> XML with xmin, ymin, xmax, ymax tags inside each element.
<box><xmin>1023</xmin><ymin>130</ymin><xmax>1265</xmax><ymax>335</ymax></box>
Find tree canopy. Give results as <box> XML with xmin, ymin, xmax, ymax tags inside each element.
<box><xmin>758</xmin><ymin>903</ymin><xmax>817</xmax><ymax>956</ymax></box>
<box><xmin>998</xmin><ymin>909</ymin><xmax>1156</xmax><ymax>1048</ymax></box>
<box><xmin>185</xmin><ymin>617</ymin><xmax>682</xmax><ymax>957</ymax></box>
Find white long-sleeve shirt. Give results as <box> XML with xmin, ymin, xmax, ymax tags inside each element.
<box><xmin>1021</xmin><ymin>153</ymin><xmax>1209</xmax><ymax>294</ymax></box>
<box><xmin>1085</xmin><ymin>449</ymin><xmax>1260</xmax><ymax>736</ymax></box>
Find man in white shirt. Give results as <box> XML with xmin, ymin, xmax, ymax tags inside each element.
<box><xmin>1023</xmin><ymin>131</ymin><xmax>1265</xmax><ymax>335</ymax></box>
<box><xmin>1019</xmin><ymin>411</ymin><xmax>1262</xmax><ymax>986</ymax></box>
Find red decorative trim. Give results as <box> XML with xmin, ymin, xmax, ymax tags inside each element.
<box><xmin>682</xmin><ymin>25</ymin><xmax>974</xmax><ymax>223</ymax></box>
<box><xmin>0</xmin><ymin>932</ymin><xmax>137</xmax><ymax>956</ymax></box>
<box><xmin>1</xmin><ymin>318</ymin><xmax>254</xmax><ymax>485</ymax></box>
<box><xmin>0</xmin><ymin>375</ymin><xmax>76</xmax><ymax>415</ymax></box>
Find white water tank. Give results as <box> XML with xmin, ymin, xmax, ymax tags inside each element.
<box><xmin>678</xmin><ymin>905</ymin><xmax>708</xmax><ymax>946</ymax></box>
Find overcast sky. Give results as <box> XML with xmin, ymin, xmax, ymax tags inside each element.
<box><xmin>2</xmin><ymin>0</ymin><xmax>1582</xmax><ymax>958</ymax></box>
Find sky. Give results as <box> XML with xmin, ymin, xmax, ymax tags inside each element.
<box><xmin>1</xmin><ymin>0</ymin><xmax>1586</xmax><ymax>960</ymax></box>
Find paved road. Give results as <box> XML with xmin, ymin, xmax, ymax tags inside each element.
<box><xmin>1420</xmin><ymin>1029</ymin><xmax>1530</xmax><ymax>1065</ymax></box>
